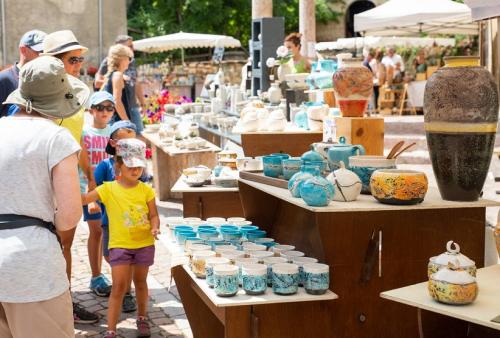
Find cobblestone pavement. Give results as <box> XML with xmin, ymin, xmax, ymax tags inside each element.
<box><xmin>72</xmin><ymin>199</ymin><xmax>192</xmax><ymax>338</ymax></box>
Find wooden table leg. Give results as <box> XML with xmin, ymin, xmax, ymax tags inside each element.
<box><xmin>151</xmin><ymin>144</ymin><xmax>171</xmax><ymax>201</ymax></box>
<box><xmin>418</xmin><ymin>309</ymin><xmax>468</xmax><ymax>338</ymax></box>
<box><xmin>224</xmin><ymin>306</ymin><xmax>252</xmax><ymax>338</ymax></box>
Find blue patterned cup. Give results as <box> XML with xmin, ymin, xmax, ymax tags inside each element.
<box><xmin>242</xmin><ymin>263</ymin><xmax>268</xmax><ymax>295</ymax></box>
<box><xmin>191</xmin><ymin>250</ymin><xmax>216</xmax><ymax>278</ymax></box>
<box><xmin>272</xmin><ymin>263</ymin><xmax>299</xmax><ymax>295</ymax></box>
<box><xmin>282</xmin><ymin>158</ymin><xmax>303</xmax><ymax>180</ymax></box>
<box><xmin>271</xmin><ymin>244</ymin><xmax>295</xmax><ymax>257</ymax></box>
<box><xmin>349</xmin><ymin>156</ymin><xmax>397</xmax><ymax>194</ymax></box>
<box><xmin>246</xmin><ymin>230</ymin><xmax>267</xmax><ymax>241</ymax></box>
<box><xmin>304</xmin><ymin>263</ymin><xmax>330</xmax><ymax>295</ymax></box>
<box><xmin>253</xmin><ymin>237</ymin><xmax>276</xmax><ymax>248</ymax></box>
<box><xmin>243</xmin><ymin>244</ymin><xmax>267</xmax><ymax>257</ymax></box>
<box><xmin>292</xmin><ymin>257</ymin><xmax>319</xmax><ymax>286</ymax></box>
<box><xmin>205</xmin><ymin>257</ymin><xmax>230</xmax><ymax>288</ymax></box>
<box><xmin>220</xmin><ymin>250</ymin><xmax>246</xmax><ymax>264</ymax></box>
<box><xmin>263</xmin><ymin>155</ymin><xmax>284</xmax><ymax>178</ymax></box>
<box><xmin>263</xmin><ymin>256</ymin><xmax>287</xmax><ymax>286</ymax></box>
<box><xmin>213</xmin><ymin>264</ymin><xmax>239</xmax><ymax>297</ymax></box>
<box><xmin>280</xmin><ymin>250</ymin><xmax>305</xmax><ymax>263</ymax></box>
<box><xmin>235</xmin><ymin>257</ymin><xmax>259</xmax><ymax>285</ymax></box>
<box><xmin>214</xmin><ymin>244</ymin><xmax>238</xmax><ymax>256</ymax></box>
<box><xmin>249</xmin><ymin>250</ymin><xmax>275</xmax><ymax>263</ymax></box>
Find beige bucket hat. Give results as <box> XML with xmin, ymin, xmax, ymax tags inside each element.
<box><xmin>42</xmin><ymin>30</ymin><xmax>88</xmax><ymax>55</ymax></box>
<box><xmin>3</xmin><ymin>56</ymin><xmax>90</xmax><ymax>119</ymax></box>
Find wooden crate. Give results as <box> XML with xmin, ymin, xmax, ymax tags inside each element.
<box><xmin>334</xmin><ymin>116</ymin><xmax>384</xmax><ymax>155</ymax></box>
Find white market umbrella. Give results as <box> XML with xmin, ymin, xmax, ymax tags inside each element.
<box><xmin>133</xmin><ymin>31</ymin><xmax>241</xmax><ymax>63</ymax></box>
<box><xmin>465</xmin><ymin>0</ymin><xmax>500</xmax><ymax>21</ymax></box>
<box><xmin>316</xmin><ymin>36</ymin><xmax>456</xmax><ymax>51</ymax></box>
<box><xmin>354</xmin><ymin>0</ymin><xmax>478</xmax><ymax>36</ymax></box>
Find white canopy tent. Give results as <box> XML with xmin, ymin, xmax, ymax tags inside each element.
<box><xmin>316</xmin><ymin>36</ymin><xmax>456</xmax><ymax>51</ymax></box>
<box><xmin>354</xmin><ymin>0</ymin><xmax>478</xmax><ymax>36</ymax></box>
<box><xmin>133</xmin><ymin>32</ymin><xmax>241</xmax><ymax>63</ymax></box>
<box><xmin>465</xmin><ymin>0</ymin><xmax>500</xmax><ymax>21</ymax></box>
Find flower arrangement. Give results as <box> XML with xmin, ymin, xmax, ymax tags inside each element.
<box><xmin>142</xmin><ymin>89</ymin><xmax>192</xmax><ymax>125</ymax></box>
<box><xmin>266</xmin><ymin>45</ymin><xmax>293</xmax><ymax>81</ymax></box>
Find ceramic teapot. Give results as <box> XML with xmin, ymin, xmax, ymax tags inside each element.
<box><xmin>327</xmin><ymin>136</ymin><xmax>365</xmax><ymax>171</ymax></box>
<box><xmin>428</xmin><ymin>241</ymin><xmax>476</xmax><ymax>277</ymax></box>
<box><xmin>428</xmin><ymin>260</ymin><xmax>478</xmax><ymax>305</ymax></box>
<box><xmin>301</xmin><ymin>146</ymin><xmax>324</xmax><ymax>163</ymax></box>
<box><xmin>326</xmin><ymin>161</ymin><xmax>362</xmax><ymax>202</ymax></box>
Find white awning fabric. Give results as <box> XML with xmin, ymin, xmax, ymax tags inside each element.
<box><xmin>354</xmin><ymin>0</ymin><xmax>478</xmax><ymax>36</ymax></box>
<box><xmin>465</xmin><ymin>0</ymin><xmax>500</xmax><ymax>21</ymax></box>
<box><xmin>316</xmin><ymin>36</ymin><xmax>456</xmax><ymax>51</ymax></box>
<box><xmin>133</xmin><ymin>32</ymin><xmax>241</xmax><ymax>53</ymax></box>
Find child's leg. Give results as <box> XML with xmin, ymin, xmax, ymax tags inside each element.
<box><xmin>127</xmin><ymin>266</ymin><xmax>134</xmax><ymax>293</ymax></box>
<box><xmin>132</xmin><ymin>265</ymin><xmax>149</xmax><ymax>318</ymax></box>
<box><xmin>108</xmin><ymin>264</ymin><xmax>132</xmax><ymax>331</ymax></box>
<box><xmin>87</xmin><ymin>219</ymin><xmax>103</xmax><ymax>277</ymax></box>
<box><xmin>102</xmin><ymin>225</ymin><xmax>110</xmax><ymax>264</ymax></box>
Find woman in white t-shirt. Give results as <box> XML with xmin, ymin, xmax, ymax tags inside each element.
<box><xmin>0</xmin><ymin>56</ymin><xmax>89</xmax><ymax>337</ymax></box>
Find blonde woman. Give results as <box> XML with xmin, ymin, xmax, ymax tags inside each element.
<box><xmin>103</xmin><ymin>44</ymin><xmax>133</xmax><ymax>122</ymax></box>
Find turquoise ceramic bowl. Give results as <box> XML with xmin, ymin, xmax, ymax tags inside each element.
<box><xmin>198</xmin><ymin>229</ymin><xmax>219</xmax><ymax>240</ymax></box>
<box><xmin>220</xmin><ymin>225</ymin><xmax>239</xmax><ymax>232</ymax></box>
<box><xmin>349</xmin><ymin>156</ymin><xmax>397</xmax><ymax>194</ymax></box>
<box><xmin>198</xmin><ymin>225</ymin><xmax>217</xmax><ymax>231</ymax></box>
<box><xmin>222</xmin><ymin>230</ymin><xmax>243</xmax><ymax>241</ymax></box>
<box><xmin>246</xmin><ymin>230</ymin><xmax>267</xmax><ymax>241</ymax></box>
<box><xmin>176</xmin><ymin>231</ymin><xmax>197</xmax><ymax>245</ymax></box>
<box><xmin>283</xmin><ymin>158</ymin><xmax>303</xmax><ymax>180</ymax></box>
<box><xmin>173</xmin><ymin>225</ymin><xmax>193</xmax><ymax>235</ymax></box>
<box><xmin>254</xmin><ymin>237</ymin><xmax>276</xmax><ymax>248</ymax></box>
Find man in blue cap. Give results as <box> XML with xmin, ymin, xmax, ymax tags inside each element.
<box><xmin>0</xmin><ymin>29</ymin><xmax>46</xmax><ymax>117</ymax></box>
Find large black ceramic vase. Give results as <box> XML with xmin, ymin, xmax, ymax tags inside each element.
<box><xmin>424</xmin><ymin>56</ymin><xmax>499</xmax><ymax>201</ymax></box>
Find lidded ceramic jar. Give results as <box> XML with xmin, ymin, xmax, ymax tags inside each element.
<box><xmin>327</xmin><ymin>161</ymin><xmax>362</xmax><ymax>202</ymax></box>
<box><xmin>191</xmin><ymin>250</ymin><xmax>216</xmax><ymax>278</ymax></box>
<box><xmin>241</xmin><ymin>263</ymin><xmax>268</xmax><ymax>295</ymax></box>
<box><xmin>205</xmin><ymin>257</ymin><xmax>230</xmax><ymax>288</ymax></box>
<box><xmin>303</xmin><ymin>263</ymin><xmax>330</xmax><ymax>295</ymax></box>
<box><xmin>268</xmin><ymin>83</ymin><xmax>282</xmax><ymax>104</ymax></box>
<box><xmin>424</xmin><ymin>56</ymin><xmax>499</xmax><ymax>201</ymax></box>
<box><xmin>268</xmin><ymin>109</ymin><xmax>287</xmax><ymax>132</ymax></box>
<box><xmin>300</xmin><ymin>175</ymin><xmax>335</xmax><ymax>207</ymax></box>
<box><xmin>213</xmin><ymin>264</ymin><xmax>240</xmax><ymax>297</ymax></box>
<box><xmin>428</xmin><ymin>241</ymin><xmax>476</xmax><ymax>277</ymax></box>
<box><xmin>370</xmin><ymin>169</ymin><xmax>428</xmax><ymax>205</ymax></box>
<box><xmin>288</xmin><ymin>165</ymin><xmax>321</xmax><ymax>198</ymax></box>
<box><xmin>272</xmin><ymin>263</ymin><xmax>300</xmax><ymax>295</ymax></box>
<box><xmin>428</xmin><ymin>260</ymin><xmax>478</xmax><ymax>305</ymax></box>
<box><xmin>332</xmin><ymin>57</ymin><xmax>373</xmax><ymax>117</ymax></box>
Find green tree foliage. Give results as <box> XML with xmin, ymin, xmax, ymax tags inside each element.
<box><xmin>128</xmin><ymin>0</ymin><xmax>343</xmax><ymax>51</ymax></box>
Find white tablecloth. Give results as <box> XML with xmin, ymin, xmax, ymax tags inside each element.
<box><xmin>407</xmin><ymin>80</ymin><xmax>426</xmax><ymax>108</ymax></box>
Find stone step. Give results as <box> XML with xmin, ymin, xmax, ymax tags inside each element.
<box><xmin>382</xmin><ymin>116</ymin><xmax>425</xmax><ymax>135</ymax></box>
<box><xmin>383</xmin><ymin>149</ymin><xmax>431</xmax><ymax>165</ymax></box>
<box><xmin>384</xmin><ymin>135</ymin><xmax>428</xmax><ymax>151</ymax></box>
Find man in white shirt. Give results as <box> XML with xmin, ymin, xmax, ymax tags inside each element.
<box><xmin>382</xmin><ymin>47</ymin><xmax>405</xmax><ymax>72</ymax></box>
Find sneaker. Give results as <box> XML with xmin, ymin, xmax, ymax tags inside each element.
<box><xmin>73</xmin><ymin>302</ymin><xmax>99</xmax><ymax>324</ymax></box>
<box><xmin>103</xmin><ymin>331</ymin><xmax>116</xmax><ymax>338</ymax></box>
<box><xmin>136</xmin><ymin>317</ymin><xmax>151</xmax><ymax>337</ymax></box>
<box><xmin>90</xmin><ymin>274</ymin><xmax>112</xmax><ymax>297</ymax></box>
<box><xmin>122</xmin><ymin>292</ymin><xmax>137</xmax><ymax>313</ymax></box>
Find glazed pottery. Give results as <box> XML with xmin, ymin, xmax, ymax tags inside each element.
<box><xmin>246</xmin><ymin>230</ymin><xmax>267</xmax><ymax>241</ymax></box>
<box><xmin>184</xmin><ymin>238</ymin><xmax>205</xmax><ymax>253</ymax></box>
<box><xmin>249</xmin><ymin>250</ymin><xmax>275</xmax><ymax>263</ymax></box>
<box><xmin>277</xmin><ymin>62</ymin><xmax>293</xmax><ymax>81</ymax></box>
<box><xmin>301</xmin><ymin>147</ymin><xmax>325</xmax><ymax>163</ymax></box>
<box><xmin>243</xmin><ymin>244</ymin><xmax>268</xmax><ymax>257</ymax></box>
<box><xmin>332</xmin><ymin>57</ymin><xmax>373</xmax><ymax>117</ymax></box>
<box><xmin>305</xmin><ymin>160</ymin><xmax>329</xmax><ymax>176</ymax></box>
<box><xmin>300</xmin><ymin>175</ymin><xmax>335</xmax><ymax>207</ymax></box>
<box><xmin>428</xmin><ymin>262</ymin><xmax>478</xmax><ymax>305</ymax></box>
<box><xmin>240</xmin><ymin>226</ymin><xmax>259</xmax><ymax>239</ymax></box>
<box><xmin>214</xmin><ymin>244</ymin><xmax>238</xmax><ymax>256</ymax></box>
<box><xmin>241</xmin><ymin>263</ymin><xmax>268</xmax><ymax>295</ymax></box>
<box><xmin>254</xmin><ymin>237</ymin><xmax>276</xmax><ymax>248</ymax></box>
<box><xmin>205</xmin><ymin>257</ymin><xmax>230</xmax><ymax>288</ymax></box>
<box><xmin>220</xmin><ymin>225</ymin><xmax>239</xmax><ymax>232</ymax></box>
<box><xmin>263</xmin><ymin>155</ymin><xmax>284</xmax><ymax>178</ymax></box>
<box><xmin>234</xmin><ymin>257</ymin><xmax>259</xmax><ymax>285</ymax></box>
<box><xmin>349</xmin><ymin>156</ymin><xmax>397</xmax><ymax>194</ymax></box>
<box><xmin>227</xmin><ymin>217</ymin><xmax>246</xmax><ymax>223</ymax></box>
<box><xmin>268</xmin><ymin>83</ymin><xmax>282</xmax><ymax>104</ymax></box>
<box><xmin>424</xmin><ymin>56</ymin><xmax>499</xmax><ymax>201</ymax></box>
<box><xmin>304</xmin><ymin>263</ymin><xmax>330</xmax><ymax>295</ymax></box>
<box><xmin>263</xmin><ymin>257</ymin><xmax>288</xmax><ymax>286</ymax></box>
<box><xmin>288</xmin><ymin>165</ymin><xmax>321</xmax><ymax>198</ymax></box>
<box><xmin>176</xmin><ymin>230</ymin><xmax>197</xmax><ymax>245</ymax></box>
<box><xmin>272</xmin><ymin>263</ymin><xmax>300</xmax><ymax>295</ymax></box>
<box><xmin>370</xmin><ymin>169</ymin><xmax>428</xmax><ymax>205</ymax></box>
<box><xmin>282</xmin><ymin>158</ymin><xmax>303</xmax><ymax>180</ymax></box>
<box><xmin>327</xmin><ymin>137</ymin><xmax>366</xmax><ymax>171</ymax></box>
<box><xmin>327</xmin><ymin>161</ymin><xmax>362</xmax><ymax>202</ymax></box>
<box><xmin>268</xmin><ymin>109</ymin><xmax>287</xmax><ymax>132</ymax></box>
<box><xmin>198</xmin><ymin>229</ymin><xmax>218</xmax><ymax>240</ymax></box>
<box><xmin>206</xmin><ymin>239</ymin><xmax>226</xmax><ymax>251</ymax></box>
<box><xmin>306</xmin><ymin>104</ymin><xmax>329</xmax><ymax>131</ymax></box>
<box><xmin>281</xmin><ymin>250</ymin><xmax>305</xmax><ymax>263</ymax></box>
<box><xmin>213</xmin><ymin>264</ymin><xmax>239</xmax><ymax>297</ymax></box>
<box><xmin>428</xmin><ymin>241</ymin><xmax>476</xmax><ymax>277</ymax></box>
<box><xmin>191</xmin><ymin>250</ymin><xmax>216</xmax><ymax>278</ymax></box>
<box><xmin>294</xmin><ymin>108</ymin><xmax>309</xmax><ymax>129</ymax></box>
<box><xmin>221</xmin><ymin>250</ymin><xmax>246</xmax><ymax>264</ymax></box>
<box><xmin>272</xmin><ymin>244</ymin><xmax>295</xmax><ymax>256</ymax></box>
<box><xmin>292</xmin><ymin>257</ymin><xmax>318</xmax><ymax>286</ymax></box>
<box><xmin>221</xmin><ymin>230</ymin><xmax>243</xmax><ymax>241</ymax></box>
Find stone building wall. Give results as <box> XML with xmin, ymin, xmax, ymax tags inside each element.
<box><xmin>0</xmin><ymin>0</ymin><xmax>127</xmax><ymax>68</ymax></box>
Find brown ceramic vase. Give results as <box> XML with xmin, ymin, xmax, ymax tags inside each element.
<box><xmin>424</xmin><ymin>56</ymin><xmax>499</xmax><ymax>201</ymax></box>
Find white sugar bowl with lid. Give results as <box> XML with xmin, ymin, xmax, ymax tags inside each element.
<box><xmin>428</xmin><ymin>241</ymin><xmax>476</xmax><ymax>277</ymax></box>
<box><xmin>428</xmin><ymin>260</ymin><xmax>478</xmax><ymax>305</ymax></box>
<box><xmin>326</xmin><ymin>161</ymin><xmax>362</xmax><ymax>202</ymax></box>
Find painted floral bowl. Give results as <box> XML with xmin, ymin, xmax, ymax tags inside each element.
<box><xmin>370</xmin><ymin>169</ymin><xmax>428</xmax><ymax>205</ymax></box>
<box><xmin>428</xmin><ymin>279</ymin><xmax>478</xmax><ymax>305</ymax></box>
<box><xmin>349</xmin><ymin>156</ymin><xmax>397</xmax><ymax>194</ymax></box>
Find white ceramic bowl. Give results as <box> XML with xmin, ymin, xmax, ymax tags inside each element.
<box><xmin>285</xmin><ymin>73</ymin><xmax>309</xmax><ymax>89</ymax></box>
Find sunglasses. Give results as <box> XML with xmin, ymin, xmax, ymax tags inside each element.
<box><xmin>92</xmin><ymin>104</ymin><xmax>115</xmax><ymax>112</ymax></box>
<box><xmin>68</xmin><ymin>56</ymin><xmax>85</xmax><ymax>65</ymax></box>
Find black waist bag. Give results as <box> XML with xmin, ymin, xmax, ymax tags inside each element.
<box><xmin>0</xmin><ymin>214</ymin><xmax>62</xmax><ymax>247</ymax></box>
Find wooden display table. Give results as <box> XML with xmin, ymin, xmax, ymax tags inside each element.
<box><xmin>142</xmin><ymin>131</ymin><xmax>220</xmax><ymax>200</ymax></box>
<box><xmin>235</xmin><ymin>178</ymin><xmax>498</xmax><ymax>338</ymax></box>
<box><xmin>381</xmin><ymin>265</ymin><xmax>500</xmax><ymax>338</ymax></box>
<box><xmin>172</xmin><ymin>264</ymin><xmax>337</xmax><ymax>338</ymax></box>
<box><xmin>171</xmin><ymin>177</ymin><xmax>244</xmax><ymax>218</ymax></box>
<box><xmin>239</xmin><ymin>130</ymin><xmax>322</xmax><ymax>157</ymax></box>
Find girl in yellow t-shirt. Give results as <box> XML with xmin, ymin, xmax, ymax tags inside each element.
<box><xmin>82</xmin><ymin>138</ymin><xmax>159</xmax><ymax>338</ymax></box>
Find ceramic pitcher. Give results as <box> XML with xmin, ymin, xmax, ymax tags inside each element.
<box><xmin>327</xmin><ymin>136</ymin><xmax>365</xmax><ymax>170</ymax></box>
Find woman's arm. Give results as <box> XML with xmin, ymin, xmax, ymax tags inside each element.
<box><xmin>112</xmin><ymin>72</ymin><xmax>129</xmax><ymax>121</ymax></box>
<box><xmin>147</xmin><ymin>199</ymin><xmax>160</xmax><ymax>239</ymax></box>
<box><xmin>52</xmin><ymin>153</ymin><xmax>82</xmax><ymax>231</ymax></box>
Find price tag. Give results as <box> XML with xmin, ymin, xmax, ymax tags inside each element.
<box><xmin>212</xmin><ymin>47</ymin><xmax>225</xmax><ymax>63</ymax></box>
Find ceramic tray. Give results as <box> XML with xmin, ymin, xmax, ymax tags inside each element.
<box><xmin>239</xmin><ymin>171</ymin><xmax>288</xmax><ymax>189</ymax></box>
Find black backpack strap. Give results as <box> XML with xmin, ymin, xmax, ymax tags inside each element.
<box><xmin>0</xmin><ymin>214</ymin><xmax>61</xmax><ymax>247</ymax></box>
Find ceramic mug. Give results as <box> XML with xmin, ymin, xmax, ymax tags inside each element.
<box><xmin>191</xmin><ymin>250</ymin><xmax>216</xmax><ymax>278</ymax></box>
<box><xmin>303</xmin><ymin>263</ymin><xmax>329</xmax><ymax>295</ymax></box>
<box><xmin>263</xmin><ymin>256</ymin><xmax>288</xmax><ymax>286</ymax></box>
<box><xmin>293</xmin><ymin>257</ymin><xmax>319</xmax><ymax>286</ymax></box>
<box><xmin>263</xmin><ymin>155</ymin><xmax>284</xmax><ymax>178</ymax></box>
<box><xmin>349</xmin><ymin>156</ymin><xmax>397</xmax><ymax>194</ymax></box>
<box><xmin>272</xmin><ymin>263</ymin><xmax>299</xmax><ymax>295</ymax></box>
<box><xmin>249</xmin><ymin>250</ymin><xmax>275</xmax><ymax>263</ymax></box>
<box><xmin>234</xmin><ymin>257</ymin><xmax>260</xmax><ymax>285</ymax></box>
<box><xmin>205</xmin><ymin>257</ymin><xmax>230</xmax><ymax>288</ymax></box>
<box><xmin>213</xmin><ymin>264</ymin><xmax>239</xmax><ymax>297</ymax></box>
<box><xmin>242</xmin><ymin>263</ymin><xmax>268</xmax><ymax>295</ymax></box>
<box><xmin>272</xmin><ymin>244</ymin><xmax>295</xmax><ymax>257</ymax></box>
<box><xmin>282</xmin><ymin>158</ymin><xmax>303</xmax><ymax>180</ymax></box>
